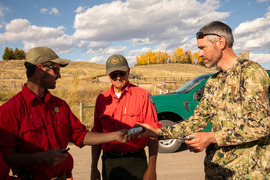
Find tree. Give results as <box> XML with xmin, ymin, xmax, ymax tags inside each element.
<box><xmin>13</xmin><ymin>48</ymin><xmax>26</xmax><ymax>60</ymax></box>
<box><xmin>193</xmin><ymin>52</ymin><xmax>205</xmax><ymax>66</ymax></box>
<box><xmin>2</xmin><ymin>47</ymin><xmax>25</xmax><ymax>60</ymax></box>
<box><xmin>2</xmin><ymin>47</ymin><xmax>13</xmax><ymax>60</ymax></box>
<box><xmin>181</xmin><ymin>50</ymin><xmax>194</xmax><ymax>64</ymax></box>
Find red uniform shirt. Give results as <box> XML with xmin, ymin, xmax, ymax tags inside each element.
<box><xmin>92</xmin><ymin>82</ymin><xmax>161</xmax><ymax>152</ymax></box>
<box><xmin>0</xmin><ymin>85</ymin><xmax>88</xmax><ymax>179</ymax></box>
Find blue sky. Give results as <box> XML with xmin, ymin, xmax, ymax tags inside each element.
<box><xmin>0</xmin><ymin>0</ymin><xmax>270</xmax><ymax>69</ymax></box>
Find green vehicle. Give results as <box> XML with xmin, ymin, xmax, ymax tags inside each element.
<box><xmin>153</xmin><ymin>70</ymin><xmax>270</xmax><ymax>153</ymax></box>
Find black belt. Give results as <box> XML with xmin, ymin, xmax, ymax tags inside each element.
<box><xmin>104</xmin><ymin>149</ymin><xmax>144</xmax><ymax>157</ymax></box>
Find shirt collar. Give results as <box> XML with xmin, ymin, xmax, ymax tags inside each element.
<box><xmin>21</xmin><ymin>84</ymin><xmax>52</xmax><ymax>103</ymax></box>
<box><xmin>110</xmin><ymin>81</ymin><xmax>131</xmax><ymax>97</ymax></box>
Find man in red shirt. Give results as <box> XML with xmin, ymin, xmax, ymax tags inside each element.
<box><xmin>91</xmin><ymin>54</ymin><xmax>161</xmax><ymax>180</ymax></box>
<box><xmin>0</xmin><ymin>47</ymin><xmax>128</xmax><ymax>180</ymax></box>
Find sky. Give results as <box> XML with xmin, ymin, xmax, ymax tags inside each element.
<box><xmin>0</xmin><ymin>0</ymin><xmax>270</xmax><ymax>69</ymax></box>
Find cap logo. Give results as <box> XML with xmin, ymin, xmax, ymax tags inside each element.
<box><xmin>111</xmin><ymin>57</ymin><xmax>119</xmax><ymax>64</ymax></box>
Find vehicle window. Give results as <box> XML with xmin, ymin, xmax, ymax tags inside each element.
<box><xmin>175</xmin><ymin>75</ymin><xmax>209</xmax><ymax>94</ymax></box>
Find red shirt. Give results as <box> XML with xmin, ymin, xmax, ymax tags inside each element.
<box><xmin>92</xmin><ymin>82</ymin><xmax>161</xmax><ymax>152</ymax></box>
<box><xmin>0</xmin><ymin>85</ymin><xmax>88</xmax><ymax>179</ymax></box>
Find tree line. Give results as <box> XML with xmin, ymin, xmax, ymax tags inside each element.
<box><xmin>2</xmin><ymin>46</ymin><xmax>205</xmax><ymax>66</ymax></box>
<box><xmin>136</xmin><ymin>48</ymin><xmax>205</xmax><ymax>66</ymax></box>
<box><xmin>2</xmin><ymin>47</ymin><xmax>26</xmax><ymax>60</ymax></box>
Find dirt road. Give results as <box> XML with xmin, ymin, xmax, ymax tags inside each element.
<box><xmin>69</xmin><ymin>145</ymin><xmax>205</xmax><ymax>180</ymax></box>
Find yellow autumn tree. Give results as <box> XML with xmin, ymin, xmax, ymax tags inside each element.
<box><xmin>171</xmin><ymin>48</ymin><xmax>184</xmax><ymax>63</ymax></box>
<box><xmin>160</xmin><ymin>51</ymin><xmax>169</xmax><ymax>64</ymax></box>
<box><xmin>136</xmin><ymin>56</ymin><xmax>140</xmax><ymax>65</ymax></box>
<box><xmin>193</xmin><ymin>52</ymin><xmax>205</xmax><ymax>66</ymax></box>
<box><xmin>146</xmin><ymin>51</ymin><xmax>157</xmax><ymax>64</ymax></box>
<box><xmin>171</xmin><ymin>52</ymin><xmax>178</xmax><ymax>63</ymax></box>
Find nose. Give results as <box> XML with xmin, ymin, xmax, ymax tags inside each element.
<box><xmin>56</xmin><ymin>72</ymin><xmax>61</xmax><ymax>79</ymax></box>
<box><xmin>198</xmin><ymin>49</ymin><xmax>204</xmax><ymax>57</ymax></box>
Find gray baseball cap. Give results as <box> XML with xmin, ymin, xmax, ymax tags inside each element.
<box><xmin>106</xmin><ymin>54</ymin><xmax>129</xmax><ymax>74</ymax></box>
<box><xmin>25</xmin><ymin>47</ymin><xmax>70</xmax><ymax>67</ymax></box>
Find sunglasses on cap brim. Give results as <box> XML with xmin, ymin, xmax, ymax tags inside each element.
<box><xmin>196</xmin><ymin>32</ymin><xmax>221</xmax><ymax>39</ymax></box>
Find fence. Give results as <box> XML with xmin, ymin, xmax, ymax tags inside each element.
<box><xmin>79</xmin><ymin>102</ymin><xmax>95</xmax><ymax>123</ymax></box>
<box><xmin>79</xmin><ymin>76</ymin><xmax>193</xmax><ymax>121</ymax></box>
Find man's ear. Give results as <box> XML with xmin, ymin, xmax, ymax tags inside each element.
<box><xmin>217</xmin><ymin>36</ymin><xmax>226</xmax><ymax>50</ymax></box>
<box><xmin>36</xmin><ymin>64</ymin><xmax>45</xmax><ymax>74</ymax></box>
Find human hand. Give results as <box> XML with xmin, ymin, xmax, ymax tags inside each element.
<box><xmin>113</xmin><ymin>129</ymin><xmax>129</xmax><ymax>143</ymax></box>
<box><xmin>37</xmin><ymin>148</ymin><xmax>68</xmax><ymax>166</ymax></box>
<box><xmin>91</xmin><ymin>167</ymin><xmax>101</xmax><ymax>180</ymax></box>
<box><xmin>133</xmin><ymin>123</ymin><xmax>159</xmax><ymax>138</ymax></box>
<box><xmin>185</xmin><ymin>132</ymin><xmax>216</xmax><ymax>153</ymax></box>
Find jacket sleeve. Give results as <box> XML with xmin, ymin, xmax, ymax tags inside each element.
<box><xmin>158</xmin><ymin>82</ymin><xmax>212</xmax><ymax>139</ymax></box>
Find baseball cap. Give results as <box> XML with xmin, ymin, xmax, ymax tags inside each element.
<box><xmin>25</xmin><ymin>47</ymin><xmax>70</xmax><ymax>67</ymax></box>
<box><xmin>106</xmin><ymin>54</ymin><xmax>129</xmax><ymax>74</ymax></box>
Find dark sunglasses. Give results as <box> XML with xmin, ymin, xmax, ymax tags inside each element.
<box><xmin>43</xmin><ymin>65</ymin><xmax>60</xmax><ymax>74</ymax></box>
<box><xmin>109</xmin><ymin>71</ymin><xmax>127</xmax><ymax>79</ymax></box>
<box><xmin>196</xmin><ymin>32</ymin><xmax>221</xmax><ymax>39</ymax></box>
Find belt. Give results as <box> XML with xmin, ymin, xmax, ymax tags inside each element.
<box><xmin>50</xmin><ymin>172</ymin><xmax>72</xmax><ymax>180</ymax></box>
<box><xmin>104</xmin><ymin>149</ymin><xmax>144</xmax><ymax>157</ymax></box>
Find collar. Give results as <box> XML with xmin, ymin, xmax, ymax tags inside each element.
<box><xmin>21</xmin><ymin>84</ymin><xmax>52</xmax><ymax>104</ymax></box>
<box><xmin>219</xmin><ymin>58</ymin><xmax>241</xmax><ymax>76</ymax></box>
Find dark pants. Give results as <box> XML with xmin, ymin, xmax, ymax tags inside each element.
<box><xmin>102</xmin><ymin>150</ymin><xmax>147</xmax><ymax>180</ymax></box>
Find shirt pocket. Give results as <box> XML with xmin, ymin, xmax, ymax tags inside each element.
<box><xmin>122</xmin><ymin>110</ymin><xmax>142</xmax><ymax>128</ymax></box>
<box><xmin>52</xmin><ymin>114</ymin><xmax>69</xmax><ymax>144</ymax></box>
<box><xmin>21</xmin><ymin>118</ymin><xmax>47</xmax><ymax>151</ymax></box>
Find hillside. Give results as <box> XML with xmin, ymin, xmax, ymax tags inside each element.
<box><xmin>0</xmin><ymin>60</ymin><xmax>217</xmax><ymax>95</ymax></box>
<box><xmin>0</xmin><ymin>60</ymin><xmax>217</xmax><ymax>127</ymax></box>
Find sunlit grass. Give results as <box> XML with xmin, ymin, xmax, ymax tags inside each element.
<box><xmin>0</xmin><ymin>60</ymin><xmax>217</xmax><ymax>129</ymax></box>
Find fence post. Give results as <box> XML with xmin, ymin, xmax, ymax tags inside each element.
<box><xmin>80</xmin><ymin>102</ymin><xmax>84</xmax><ymax>122</ymax></box>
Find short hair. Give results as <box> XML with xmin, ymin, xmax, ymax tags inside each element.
<box><xmin>24</xmin><ymin>62</ymin><xmax>36</xmax><ymax>78</ymax></box>
<box><xmin>199</xmin><ymin>21</ymin><xmax>234</xmax><ymax>48</ymax></box>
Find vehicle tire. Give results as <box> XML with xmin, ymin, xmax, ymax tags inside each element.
<box><xmin>158</xmin><ymin>120</ymin><xmax>183</xmax><ymax>153</ymax></box>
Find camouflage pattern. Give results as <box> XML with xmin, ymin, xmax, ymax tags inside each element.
<box><xmin>158</xmin><ymin>59</ymin><xmax>270</xmax><ymax>179</ymax></box>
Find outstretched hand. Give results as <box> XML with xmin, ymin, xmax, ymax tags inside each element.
<box><xmin>133</xmin><ymin>123</ymin><xmax>159</xmax><ymax>138</ymax></box>
<box><xmin>114</xmin><ymin>129</ymin><xmax>129</xmax><ymax>143</ymax></box>
<box><xmin>185</xmin><ymin>132</ymin><xmax>216</xmax><ymax>153</ymax></box>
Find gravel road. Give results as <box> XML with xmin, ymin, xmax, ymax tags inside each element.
<box><xmin>69</xmin><ymin>144</ymin><xmax>205</xmax><ymax>180</ymax></box>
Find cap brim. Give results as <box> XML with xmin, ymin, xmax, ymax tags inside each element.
<box><xmin>50</xmin><ymin>58</ymin><xmax>71</xmax><ymax>67</ymax></box>
<box><xmin>107</xmin><ymin>66</ymin><xmax>128</xmax><ymax>75</ymax></box>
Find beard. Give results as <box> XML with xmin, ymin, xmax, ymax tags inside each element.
<box><xmin>204</xmin><ymin>45</ymin><xmax>222</xmax><ymax>68</ymax></box>
<box><xmin>40</xmin><ymin>73</ymin><xmax>56</xmax><ymax>89</ymax></box>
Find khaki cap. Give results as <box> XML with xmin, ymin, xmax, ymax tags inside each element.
<box><xmin>25</xmin><ymin>47</ymin><xmax>70</xmax><ymax>67</ymax></box>
<box><xmin>106</xmin><ymin>54</ymin><xmax>129</xmax><ymax>74</ymax></box>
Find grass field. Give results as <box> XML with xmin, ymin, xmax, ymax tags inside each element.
<box><xmin>0</xmin><ymin>60</ymin><xmax>217</xmax><ymax>128</ymax></box>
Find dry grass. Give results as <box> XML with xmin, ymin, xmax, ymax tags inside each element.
<box><xmin>0</xmin><ymin>60</ymin><xmax>217</xmax><ymax>128</ymax></box>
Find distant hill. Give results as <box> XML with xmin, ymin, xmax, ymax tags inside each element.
<box><xmin>0</xmin><ymin>60</ymin><xmax>217</xmax><ymax>89</ymax></box>
<box><xmin>0</xmin><ymin>60</ymin><xmax>218</xmax><ymax>127</ymax></box>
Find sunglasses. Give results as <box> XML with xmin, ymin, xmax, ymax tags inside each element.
<box><xmin>44</xmin><ymin>65</ymin><xmax>60</xmax><ymax>74</ymax></box>
<box><xmin>109</xmin><ymin>71</ymin><xmax>127</xmax><ymax>79</ymax></box>
<box><xmin>196</xmin><ymin>32</ymin><xmax>221</xmax><ymax>39</ymax></box>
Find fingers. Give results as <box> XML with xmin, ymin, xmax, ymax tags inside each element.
<box><xmin>43</xmin><ymin>148</ymin><xmax>68</xmax><ymax>166</ymax></box>
<box><xmin>119</xmin><ymin>129</ymin><xmax>128</xmax><ymax>134</ymax></box>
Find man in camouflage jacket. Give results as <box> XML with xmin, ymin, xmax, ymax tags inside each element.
<box><xmin>137</xmin><ymin>21</ymin><xmax>270</xmax><ymax>179</ymax></box>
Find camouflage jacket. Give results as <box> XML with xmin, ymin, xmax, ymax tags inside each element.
<box><xmin>158</xmin><ymin>59</ymin><xmax>270</xmax><ymax>179</ymax></box>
